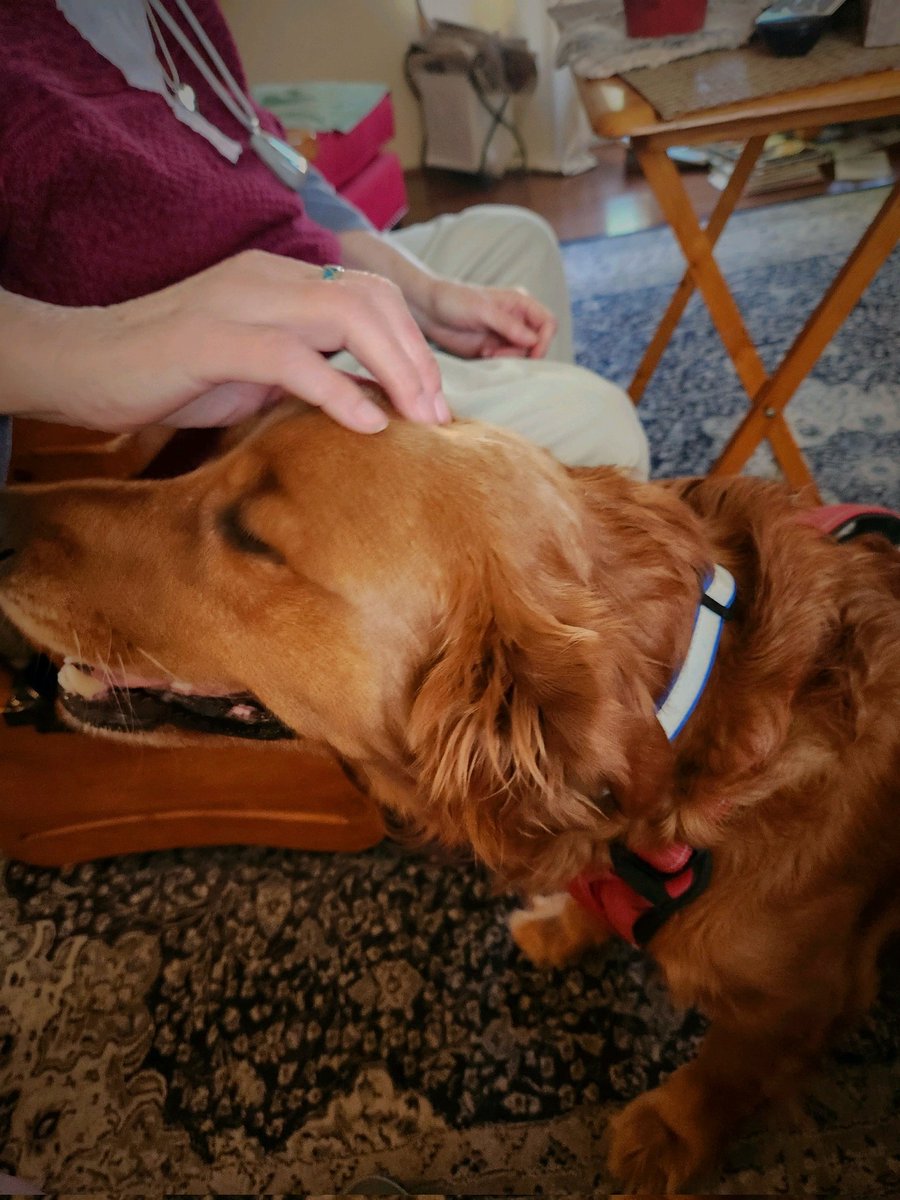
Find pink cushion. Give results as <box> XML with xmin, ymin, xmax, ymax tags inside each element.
<box><xmin>314</xmin><ymin>92</ymin><xmax>395</xmax><ymax>190</ymax></box>
<box><xmin>340</xmin><ymin>151</ymin><xmax>408</xmax><ymax>230</ymax></box>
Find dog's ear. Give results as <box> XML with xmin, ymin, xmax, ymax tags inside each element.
<box><xmin>407</xmin><ymin>564</ymin><xmax>674</xmax><ymax>889</ymax></box>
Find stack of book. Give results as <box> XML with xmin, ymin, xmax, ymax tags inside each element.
<box><xmin>704</xmin><ymin>134</ymin><xmax>831</xmax><ymax>194</ymax></box>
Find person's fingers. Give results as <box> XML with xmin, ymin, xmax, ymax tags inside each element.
<box><xmin>279</xmin><ymin>351</ymin><xmax>392</xmax><ymax>432</ymax></box>
<box><xmin>360</xmin><ymin>278</ymin><xmax>446</xmax><ymax>409</ymax></box>
<box><xmin>435</xmin><ymin>283</ymin><xmax>553</xmax><ymax>357</ymax></box>
<box><xmin>334</xmin><ymin>284</ymin><xmax>448</xmax><ymax>424</ymax></box>
<box><xmin>201</xmin><ymin>327</ymin><xmax>392</xmax><ymax>432</ymax></box>
<box><xmin>527</xmin><ymin>307</ymin><xmax>557</xmax><ymax>358</ymax></box>
<box><xmin>209</xmin><ymin>256</ymin><xmax>448</xmax><ymax>422</ymax></box>
<box><xmin>495</xmin><ymin>290</ymin><xmax>556</xmax><ymax>359</ymax></box>
<box><xmin>472</xmin><ymin>296</ymin><xmax>540</xmax><ymax>353</ymax></box>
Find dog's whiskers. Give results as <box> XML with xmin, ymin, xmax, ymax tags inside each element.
<box><xmin>115</xmin><ymin>650</ymin><xmax>138</xmax><ymax>734</ymax></box>
<box><xmin>99</xmin><ymin>622</ymin><xmax>115</xmax><ymax>687</ymax></box>
<box><xmin>95</xmin><ymin>621</ymin><xmax>129</xmax><ymax>733</ymax></box>
<box><xmin>69</xmin><ymin>624</ymin><xmax>138</xmax><ymax>734</ymax></box>
<box><xmin>73</xmin><ymin>628</ymin><xmax>85</xmax><ymax>671</ymax></box>
<box><xmin>135</xmin><ymin>645</ymin><xmax>175</xmax><ymax>679</ymax></box>
<box><xmin>103</xmin><ymin>652</ymin><xmax>127</xmax><ymax>730</ymax></box>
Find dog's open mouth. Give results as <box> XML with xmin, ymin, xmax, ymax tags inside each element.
<box><xmin>56</xmin><ymin>660</ymin><xmax>295</xmax><ymax>740</ymax></box>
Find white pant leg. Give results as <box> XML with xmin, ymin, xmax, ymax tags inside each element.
<box><xmin>387</xmin><ymin>205</ymin><xmax>574</xmax><ymax>365</ymax></box>
<box><xmin>344</xmin><ymin>203</ymin><xmax>649</xmax><ymax>476</ymax></box>
<box><xmin>332</xmin><ymin>347</ymin><xmax>649</xmax><ymax>478</ymax></box>
<box><xmin>428</xmin><ymin>351</ymin><xmax>649</xmax><ymax>476</ymax></box>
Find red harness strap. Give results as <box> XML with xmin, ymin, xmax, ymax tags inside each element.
<box><xmin>569</xmin><ymin>842</ymin><xmax>712</xmax><ymax>947</ymax></box>
<box><xmin>795</xmin><ymin>503</ymin><xmax>900</xmax><ymax>544</ymax></box>
<box><xmin>569</xmin><ymin>502</ymin><xmax>900</xmax><ymax>949</ymax></box>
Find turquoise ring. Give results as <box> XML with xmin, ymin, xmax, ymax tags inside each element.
<box><xmin>321</xmin><ymin>264</ymin><xmax>345</xmax><ymax>280</ymax></box>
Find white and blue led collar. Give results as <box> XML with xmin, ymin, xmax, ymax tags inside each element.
<box><xmin>655</xmin><ymin>564</ymin><xmax>737</xmax><ymax>741</ymax></box>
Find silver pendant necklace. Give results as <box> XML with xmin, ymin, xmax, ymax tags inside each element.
<box><xmin>143</xmin><ymin>0</ymin><xmax>307</xmax><ymax>191</ymax></box>
<box><xmin>144</xmin><ymin>1</ymin><xmax>196</xmax><ymax>111</ymax></box>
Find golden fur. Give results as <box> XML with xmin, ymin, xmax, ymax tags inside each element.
<box><xmin>1</xmin><ymin>394</ymin><xmax>898</xmax><ymax>1191</ymax></box>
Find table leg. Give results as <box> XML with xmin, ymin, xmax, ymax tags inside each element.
<box><xmin>712</xmin><ymin>181</ymin><xmax>900</xmax><ymax>484</ymax></box>
<box><xmin>633</xmin><ymin>140</ymin><xmax>818</xmax><ymax>488</ymax></box>
<box><xmin>629</xmin><ymin>136</ymin><xmax>767</xmax><ymax>404</ymax></box>
<box><xmin>634</xmin><ymin>142</ymin><xmax>769</xmax><ymax>394</ymax></box>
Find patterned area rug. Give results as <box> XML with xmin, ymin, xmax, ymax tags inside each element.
<box><xmin>2</xmin><ymin>190</ymin><xmax>899</xmax><ymax>1194</ymax></box>
<box><xmin>564</xmin><ymin>184</ymin><xmax>900</xmax><ymax>510</ymax></box>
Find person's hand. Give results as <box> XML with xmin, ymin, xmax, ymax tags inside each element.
<box><xmin>410</xmin><ymin>278</ymin><xmax>557</xmax><ymax>361</ymax></box>
<box><xmin>337</xmin><ymin>231</ymin><xmax>557</xmax><ymax>364</ymax></box>
<box><xmin>1</xmin><ymin>251</ymin><xmax>449</xmax><ymax>435</ymax></box>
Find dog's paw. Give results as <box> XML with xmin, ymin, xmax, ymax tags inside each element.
<box><xmin>607</xmin><ymin>1088</ymin><xmax>716</xmax><ymax>1193</ymax></box>
<box><xmin>509</xmin><ymin>894</ymin><xmax>570</xmax><ymax>968</ymax></box>
<box><xmin>508</xmin><ymin>892</ymin><xmax>606</xmax><ymax>968</ymax></box>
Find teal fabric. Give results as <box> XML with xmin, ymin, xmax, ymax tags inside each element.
<box><xmin>251</xmin><ymin>82</ymin><xmax>388</xmax><ymax>135</ymax></box>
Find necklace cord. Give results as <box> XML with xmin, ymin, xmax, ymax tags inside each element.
<box><xmin>171</xmin><ymin>0</ymin><xmax>258</xmax><ymax>123</ymax></box>
<box><xmin>144</xmin><ymin>2</ymin><xmax>181</xmax><ymax>93</ymax></box>
<box><xmin>144</xmin><ymin>0</ymin><xmax>259</xmax><ymax>130</ymax></box>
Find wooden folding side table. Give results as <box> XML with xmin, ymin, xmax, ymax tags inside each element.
<box><xmin>577</xmin><ymin>63</ymin><xmax>900</xmax><ymax>501</ymax></box>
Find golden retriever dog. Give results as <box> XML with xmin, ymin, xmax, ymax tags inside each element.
<box><xmin>1</xmin><ymin>393</ymin><xmax>898</xmax><ymax>1191</ymax></box>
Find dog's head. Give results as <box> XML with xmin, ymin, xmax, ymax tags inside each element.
<box><xmin>0</xmin><ymin>400</ymin><xmax>677</xmax><ymax>890</ymax></box>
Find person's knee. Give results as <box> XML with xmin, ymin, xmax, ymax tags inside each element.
<box><xmin>460</xmin><ymin>204</ymin><xmax>561</xmax><ymax>263</ymax></box>
<box><xmin>542</xmin><ymin>373</ymin><xmax>650</xmax><ymax>479</ymax></box>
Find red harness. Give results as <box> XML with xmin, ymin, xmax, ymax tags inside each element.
<box><xmin>569</xmin><ymin>841</ymin><xmax>712</xmax><ymax>947</ymax></box>
<box><xmin>794</xmin><ymin>502</ymin><xmax>900</xmax><ymax>543</ymax></box>
<box><xmin>569</xmin><ymin>502</ymin><xmax>900</xmax><ymax>948</ymax></box>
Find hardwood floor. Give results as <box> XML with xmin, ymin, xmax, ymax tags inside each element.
<box><xmin>403</xmin><ymin>138</ymin><xmax>900</xmax><ymax>241</ymax></box>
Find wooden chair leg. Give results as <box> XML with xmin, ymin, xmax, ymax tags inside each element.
<box><xmin>712</xmin><ymin>180</ymin><xmax>900</xmax><ymax>483</ymax></box>
<box><xmin>629</xmin><ymin>135</ymin><xmax>767</xmax><ymax>403</ymax></box>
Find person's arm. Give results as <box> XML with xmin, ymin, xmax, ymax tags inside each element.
<box><xmin>0</xmin><ymin>252</ymin><xmax>449</xmax><ymax>434</ymax></box>
<box><xmin>339</xmin><ymin>229</ymin><xmax>557</xmax><ymax>361</ymax></box>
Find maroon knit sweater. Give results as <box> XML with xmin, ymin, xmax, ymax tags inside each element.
<box><xmin>0</xmin><ymin>0</ymin><xmax>341</xmax><ymax>307</ymax></box>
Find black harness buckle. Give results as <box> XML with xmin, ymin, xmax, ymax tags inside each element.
<box><xmin>609</xmin><ymin>840</ymin><xmax>713</xmax><ymax>947</ymax></box>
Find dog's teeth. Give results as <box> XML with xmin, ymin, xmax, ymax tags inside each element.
<box><xmin>226</xmin><ymin>703</ymin><xmax>257</xmax><ymax>722</ymax></box>
<box><xmin>170</xmin><ymin>680</ymin><xmax>195</xmax><ymax>694</ymax></box>
<box><xmin>58</xmin><ymin>662</ymin><xmax>108</xmax><ymax>699</ymax></box>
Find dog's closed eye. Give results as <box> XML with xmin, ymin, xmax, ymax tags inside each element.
<box><xmin>217</xmin><ymin>503</ymin><xmax>284</xmax><ymax>564</ymax></box>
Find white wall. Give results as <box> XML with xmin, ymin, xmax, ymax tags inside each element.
<box><xmin>220</xmin><ymin>0</ymin><xmax>425</xmax><ymax>167</ymax></box>
<box><xmin>426</xmin><ymin>0</ymin><xmax>519</xmax><ymax>25</ymax></box>
<box><xmin>220</xmin><ymin>0</ymin><xmax>596</xmax><ymax>174</ymax></box>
